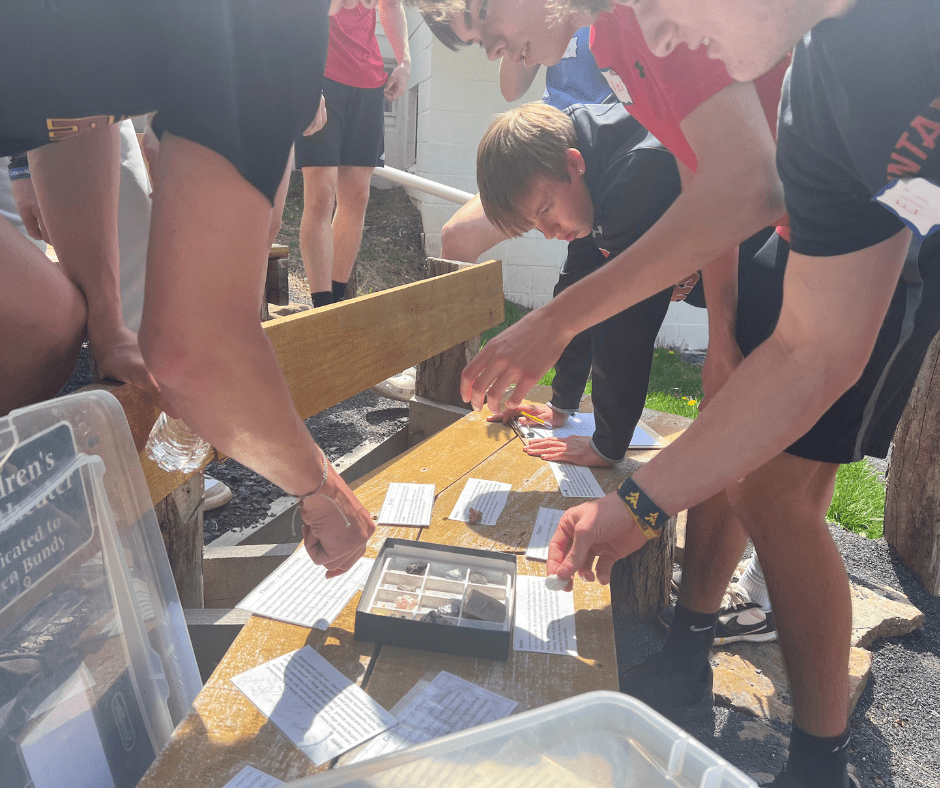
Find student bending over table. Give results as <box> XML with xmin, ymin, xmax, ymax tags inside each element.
<box><xmin>0</xmin><ymin>0</ymin><xmax>374</xmax><ymax>577</ymax></box>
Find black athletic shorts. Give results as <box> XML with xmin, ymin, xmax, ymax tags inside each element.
<box><xmin>0</xmin><ymin>0</ymin><xmax>328</xmax><ymax>204</ymax></box>
<box><xmin>736</xmin><ymin>230</ymin><xmax>940</xmax><ymax>463</ymax></box>
<box><xmin>294</xmin><ymin>78</ymin><xmax>386</xmax><ymax>169</ymax></box>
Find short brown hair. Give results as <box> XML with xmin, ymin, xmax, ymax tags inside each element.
<box><xmin>477</xmin><ymin>103</ymin><xmax>578</xmax><ymax>237</ymax></box>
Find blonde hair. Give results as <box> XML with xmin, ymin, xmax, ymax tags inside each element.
<box><xmin>477</xmin><ymin>103</ymin><xmax>578</xmax><ymax>237</ymax></box>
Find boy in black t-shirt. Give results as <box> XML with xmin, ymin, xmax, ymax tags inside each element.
<box><xmin>552</xmin><ymin>1</ymin><xmax>939</xmax><ymax>787</ymax></box>
<box><xmin>470</xmin><ymin>101</ymin><xmax>689</xmax><ymax>465</ymax></box>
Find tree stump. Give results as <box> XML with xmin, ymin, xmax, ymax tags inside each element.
<box><xmin>886</xmin><ymin>330</ymin><xmax>940</xmax><ymax>595</ymax></box>
<box><xmin>415</xmin><ymin>258</ymin><xmax>481</xmax><ymax>408</ymax></box>
<box><xmin>156</xmin><ymin>472</ymin><xmax>205</xmax><ymax>608</ymax></box>
<box><xmin>610</xmin><ymin>511</ymin><xmax>676</xmax><ymax>619</ymax></box>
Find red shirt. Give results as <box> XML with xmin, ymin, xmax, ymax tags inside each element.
<box><xmin>324</xmin><ymin>5</ymin><xmax>387</xmax><ymax>89</ymax></box>
<box><xmin>590</xmin><ymin>6</ymin><xmax>788</xmax><ymax>172</ymax></box>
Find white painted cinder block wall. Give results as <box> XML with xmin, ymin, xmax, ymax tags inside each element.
<box><xmin>380</xmin><ymin>13</ymin><xmax>710</xmax><ymax>351</ymax></box>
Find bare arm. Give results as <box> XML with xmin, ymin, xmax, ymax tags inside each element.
<box><xmin>379</xmin><ymin>0</ymin><xmax>411</xmax><ymax>100</ymax></box>
<box><xmin>462</xmin><ymin>80</ymin><xmax>783</xmax><ymax>413</ymax></box>
<box><xmin>29</xmin><ymin>125</ymin><xmax>155</xmax><ymax>394</ymax></box>
<box><xmin>500</xmin><ymin>58</ymin><xmax>541</xmax><ymax>102</ymax></box>
<box><xmin>548</xmin><ymin>229</ymin><xmax>912</xmax><ymax>582</ymax></box>
<box><xmin>440</xmin><ymin>195</ymin><xmax>511</xmax><ymax>262</ymax></box>
<box><xmin>140</xmin><ymin>132</ymin><xmax>373</xmax><ymax>575</ymax></box>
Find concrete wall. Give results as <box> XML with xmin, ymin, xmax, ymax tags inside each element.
<box><xmin>377</xmin><ymin>12</ymin><xmax>709</xmax><ymax>351</ymax></box>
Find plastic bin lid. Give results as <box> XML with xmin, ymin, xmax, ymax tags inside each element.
<box><xmin>284</xmin><ymin>690</ymin><xmax>756</xmax><ymax>788</ymax></box>
<box><xmin>0</xmin><ymin>391</ymin><xmax>201</xmax><ymax>788</ymax></box>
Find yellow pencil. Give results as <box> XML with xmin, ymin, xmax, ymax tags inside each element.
<box><xmin>519</xmin><ymin>410</ymin><xmax>551</xmax><ymax>427</ymax></box>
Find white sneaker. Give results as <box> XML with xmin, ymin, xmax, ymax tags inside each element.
<box><xmin>204</xmin><ymin>475</ymin><xmax>233</xmax><ymax>511</ymax></box>
<box><xmin>370</xmin><ymin>368</ymin><xmax>416</xmax><ymax>402</ymax></box>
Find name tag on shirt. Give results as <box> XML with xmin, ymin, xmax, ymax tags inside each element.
<box><xmin>601</xmin><ymin>68</ymin><xmax>632</xmax><ymax>106</ymax></box>
<box><xmin>875</xmin><ymin>177</ymin><xmax>940</xmax><ymax>237</ymax></box>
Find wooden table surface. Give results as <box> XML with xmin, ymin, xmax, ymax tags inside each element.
<box><xmin>138</xmin><ymin>407</ymin><xmax>682</xmax><ymax>787</ymax></box>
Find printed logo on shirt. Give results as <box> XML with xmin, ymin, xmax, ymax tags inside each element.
<box><xmin>46</xmin><ymin>115</ymin><xmax>124</xmax><ymax>142</ymax></box>
<box><xmin>634</xmin><ymin>60</ymin><xmax>646</xmax><ymax>78</ymax></box>
<box><xmin>601</xmin><ymin>68</ymin><xmax>632</xmax><ymax>106</ymax></box>
<box><xmin>886</xmin><ymin>98</ymin><xmax>940</xmax><ymax>179</ymax></box>
<box><xmin>562</xmin><ymin>35</ymin><xmax>578</xmax><ymax>60</ymax></box>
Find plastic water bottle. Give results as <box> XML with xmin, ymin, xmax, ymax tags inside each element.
<box><xmin>145</xmin><ymin>412</ymin><xmax>213</xmax><ymax>473</ymax></box>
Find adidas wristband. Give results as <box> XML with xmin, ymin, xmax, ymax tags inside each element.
<box><xmin>616</xmin><ymin>476</ymin><xmax>667</xmax><ymax>540</ymax></box>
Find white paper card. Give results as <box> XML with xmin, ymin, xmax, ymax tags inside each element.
<box><xmin>514</xmin><ymin>576</ymin><xmax>578</xmax><ymax>656</ymax></box>
<box><xmin>875</xmin><ymin>177</ymin><xmax>940</xmax><ymax>237</ymax></box>
<box><xmin>447</xmin><ymin>478</ymin><xmax>511</xmax><ymax>524</ymax></box>
<box><xmin>231</xmin><ymin>646</ymin><xmax>396</xmax><ymax>766</ymax></box>
<box><xmin>351</xmin><ymin>671</ymin><xmax>518</xmax><ymax>764</ymax></box>
<box><xmin>222</xmin><ymin>765</ymin><xmax>284</xmax><ymax>788</ymax></box>
<box><xmin>530</xmin><ymin>413</ymin><xmax>660</xmax><ymax>449</ymax></box>
<box><xmin>549</xmin><ymin>462</ymin><xmax>605</xmax><ymax>498</ymax></box>
<box><xmin>237</xmin><ymin>550</ymin><xmax>373</xmax><ymax>630</ymax></box>
<box><xmin>525</xmin><ymin>507</ymin><xmax>565</xmax><ymax>562</ymax></box>
<box><xmin>377</xmin><ymin>483</ymin><xmax>436</xmax><ymax>526</ymax></box>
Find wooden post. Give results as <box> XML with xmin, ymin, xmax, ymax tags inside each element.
<box><xmin>886</xmin><ymin>330</ymin><xmax>940</xmax><ymax>595</ymax></box>
<box><xmin>610</xmin><ymin>510</ymin><xmax>676</xmax><ymax>620</ymax></box>
<box><xmin>416</xmin><ymin>258</ymin><xmax>484</xmax><ymax>407</ymax></box>
<box><xmin>156</xmin><ymin>472</ymin><xmax>205</xmax><ymax>608</ymax></box>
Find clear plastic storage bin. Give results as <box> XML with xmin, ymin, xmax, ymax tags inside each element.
<box><xmin>0</xmin><ymin>391</ymin><xmax>201</xmax><ymax>788</ymax></box>
<box><xmin>284</xmin><ymin>691</ymin><xmax>757</xmax><ymax>788</ymax></box>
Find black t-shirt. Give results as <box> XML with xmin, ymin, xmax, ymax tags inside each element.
<box><xmin>778</xmin><ymin>0</ymin><xmax>940</xmax><ymax>256</ymax></box>
<box><xmin>0</xmin><ymin>0</ymin><xmax>328</xmax><ymax>203</ymax></box>
<box><xmin>569</xmin><ymin>102</ymin><xmax>679</xmax><ymax>258</ymax></box>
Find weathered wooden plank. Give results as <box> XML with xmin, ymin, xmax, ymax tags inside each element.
<box><xmin>156</xmin><ymin>471</ymin><xmax>205</xmax><ymax>608</ymax></box>
<box><xmin>202</xmin><ymin>543</ymin><xmax>299</xmax><ymax>609</ymax></box>
<box><xmin>362</xmin><ymin>557</ymin><xmax>618</xmax><ymax>714</ymax></box>
<box><xmin>268</xmin><ymin>260</ymin><xmax>504</xmax><ymax>420</ymax></box>
<box><xmin>408</xmin><ymin>396</ymin><xmax>470</xmax><ymax>447</ymax></box>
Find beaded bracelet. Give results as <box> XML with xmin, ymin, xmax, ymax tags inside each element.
<box><xmin>616</xmin><ymin>476</ymin><xmax>667</xmax><ymax>541</ymax></box>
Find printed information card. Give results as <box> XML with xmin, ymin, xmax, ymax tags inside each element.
<box><xmin>548</xmin><ymin>463</ymin><xmax>605</xmax><ymax>498</ymax></box>
<box><xmin>221</xmin><ymin>765</ymin><xmax>284</xmax><ymax>788</ymax></box>
<box><xmin>514</xmin><ymin>575</ymin><xmax>578</xmax><ymax>656</ymax></box>
<box><xmin>351</xmin><ymin>671</ymin><xmax>518</xmax><ymax>764</ymax></box>
<box><xmin>377</xmin><ymin>483</ymin><xmax>436</xmax><ymax>526</ymax></box>
<box><xmin>447</xmin><ymin>478</ymin><xmax>511</xmax><ymax>525</ymax></box>
<box><xmin>237</xmin><ymin>551</ymin><xmax>373</xmax><ymax>630</ymax></box>
<box><xmin>231</xmin><ymin>646</ymin><xmax>396</xmax><ymax>766</ymax></box>
<box><xmin>525</xmin><ymin>507</ymin><xmax>565</xmax><ymax>562</ymax></box>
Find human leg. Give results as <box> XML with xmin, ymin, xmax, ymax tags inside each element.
<box><xmin>0</xmin><ymin>218</ymin><xmax>86</xmax><ymax>415</ymax></box>
<box><xmin>331</xmin><ymin>165</ymin><xmax>375</xmax><ymax>287</ymax></box>
<box><xmin>299</xmin><ymin>165</ymin><xmax>338</xmax><ymax>300</ymax></box>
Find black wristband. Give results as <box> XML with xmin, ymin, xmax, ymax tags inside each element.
<box><xmin>616</xmin><ymin>476</ymin><xmax>667</xmax><ymax>540</ymax></box>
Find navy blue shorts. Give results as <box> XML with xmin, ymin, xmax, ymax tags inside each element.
<box><xmin>736</xmin><ymin>230</ymin><xmax>940</xmax><ymax>463</ymax></box>
<box><xmin>294</xmin><ymin>78</ymin><xmax>386</xmax><ymax>169</ymax></box>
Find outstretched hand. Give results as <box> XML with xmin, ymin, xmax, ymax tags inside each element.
<box><xmin>485</xmin><ymin>401</ymin><xmax>565</xmax><ymax>428</ymax></box>
<box><xmin>300</xmin><ymin>465</ymin><xmax>375</xmax><ymax>578</ymax></box>
<box><xmin>524</xmin><ymin>434</ymin><xmax>613</xmax><ymax>467</ymax></box>
<box><xmin>461</xmin><ymin>308</ymin><xmax>568</xmax><ymax>415</ymax></box>
<box><xmin>546</xmin><ymin>492</ymin><xmax>648</xmax><ymax>588</ymax></box>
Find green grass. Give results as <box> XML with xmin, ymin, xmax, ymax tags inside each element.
<box><xmin>481</xmin><ymin>299</ymin><xmax>886</xmax><ymax>537</ymax></box>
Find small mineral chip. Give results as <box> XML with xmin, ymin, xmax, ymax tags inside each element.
<box><xmin>463</xmin><ymin>589</ymin><xmax>506</xmax><ymax>623</ymax></box>
<box><xmin>396</xmin><ymin>583</ymin><xmax>418</xmax><ymax>592</ymax></box>
<box><xmin>545</xmin><ymin>574</ymin><xmax>567</xmax><ymax>591</ymax></box>
<box><xmin>405</xmin><ymin>562</ymin><xmax>428</xmax><ymax>575</ymax></box>
<box><xmin>467</xmin><ymin>507</ymin><xmax>483</xmax><ymax>524</ymax></box>
<box><xmin>421</xmin><ymin>610</ymin><xmax>441</xmax><ymax>623</ymax></box>
<box><xmin>395</xmin><ymin>594</ymin><xmax>418</xmax><ymax>611</ymax></box>
<box><xmin>437</xmin><ymin>601</ymin><xmax>460</xmax><ymax>617</ymax></box>
<box><xmin>468</xmin><ymin>572</ymin><xmax>488</xmax><ymax>585</ymax></box>
<box><xmin>444</xmin><ymin>568</ymin><xmax>463</xmax><ymax>580</ymax></box>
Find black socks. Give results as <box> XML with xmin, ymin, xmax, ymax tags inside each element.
<box><xmin>331</xmin><ymin>280</ymin><xmax>347</xmax><ymax>302</ymax></box>
<box><xmin>663</xmin><ymin>603</ymin><xmax>718</xmax><ymax>672</ymax></box>
<box><xmin>312</xmin><ymin>291</ymin><xmax>332</xmax><ymax>308</ymax></box>
<box><xmin>784</xmin><ymin>724</ymin><xmax>852</xmax><ymax>788</ymax></box>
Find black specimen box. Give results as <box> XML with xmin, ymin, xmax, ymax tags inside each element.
<box><xmin>355</xmin><ymin>539</ymin><xmax>517</xmax><ymax>661</ymax></box>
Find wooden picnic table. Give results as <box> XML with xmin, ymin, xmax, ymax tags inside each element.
<box><xmin>137</xmin><ymin>407</ymin><xmax>680</xmax><ymax>787</ymax></box>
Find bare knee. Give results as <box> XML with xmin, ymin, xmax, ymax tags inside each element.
<box><xmin>301</xmin><ymin>169</ymin><xmax>338</xmax><ymax>223</ymax></box>
<box><xmin>441</xmin><ymin>218</ymin><xmax>478</xmax><ymax>262</ymax></box>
